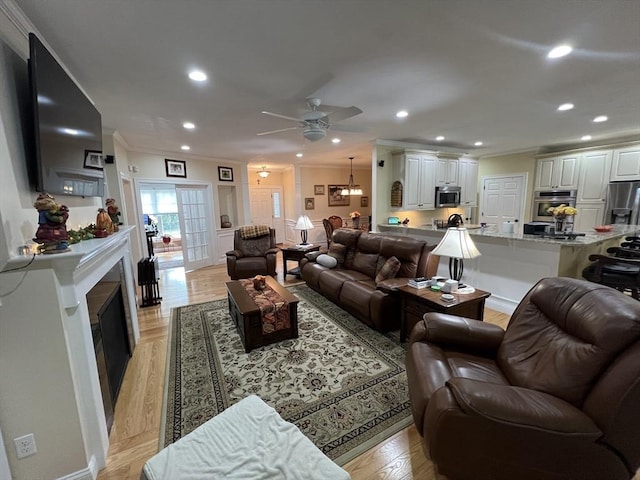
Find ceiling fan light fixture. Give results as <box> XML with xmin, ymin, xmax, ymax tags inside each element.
<box><xmin>257</xmin><ymin>166</ymin><xmax>271</xmax><ymax>178</ymax></box>
<box><xmin>303</xmin><ymin>126</ymin><xmax>327</xmax><ymax>142</ymax></box>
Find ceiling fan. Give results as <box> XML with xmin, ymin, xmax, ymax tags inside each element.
<box><xmin>258</xmin><ymin>97</ymin><xmax>362</xmax><ymax>142</ymax></box>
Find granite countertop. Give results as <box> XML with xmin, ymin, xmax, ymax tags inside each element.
<box><xmin>377</xmin><ymin>224</ymin><xmax>640</xmax><ymax>247</ymax></box>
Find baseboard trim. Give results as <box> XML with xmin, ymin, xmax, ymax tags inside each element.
<box><xmin>56</xmin><ymin>455</ymin><xmax>96</xmax><ymax>480</ymax></box>
<box><xmin>486</xmin><ymin>295</ymin><xmax>517</xmax><ymax>316</ymax></box>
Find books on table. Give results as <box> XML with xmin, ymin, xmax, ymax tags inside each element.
<box><xmin>408</xmin><ymin>277</ymin><xmax>429</xmax><ymax>289</ymax></box>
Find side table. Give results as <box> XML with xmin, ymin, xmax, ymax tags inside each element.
<box><xmin>281</xmin><ymin>244</ymin><xmax>320</xmax><ymax>277</ymax></box>
<box><xmin>398</xmin><ymin>285</ymin><xmax>491</xmax><ymax>342</ymax></box>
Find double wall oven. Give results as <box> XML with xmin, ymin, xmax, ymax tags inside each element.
<box><xmin>532</xmin><ymin>190</ymin><xmax>577</xmax><ymax>223</ymax></box>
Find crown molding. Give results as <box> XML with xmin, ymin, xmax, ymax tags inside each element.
<box><xmin>0</xmin><ymin>0</ymin><xmax>31</xmax><ymax>39</ymax></box>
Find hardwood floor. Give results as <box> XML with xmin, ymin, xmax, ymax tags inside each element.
<box><xmin>97</xmin><ymin>253</ymin><xmax>510</xmax><ymax>479</ymax></box>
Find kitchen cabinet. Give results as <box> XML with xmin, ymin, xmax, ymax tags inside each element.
<box><xmin>610</xmin><ymin>145</ymin><xmax>640</xmax><ymax>181</ymax></box>
<box><xmin>393</xmin><ymin>151</ymin><xmax>437</xmax><ymax>210</ymax></box>
<box><xmin>458</xmin><ymin>157</ymin><xmax>479</xmax><ymax>207</ymax></box>
<box><xmin>574</xmin><ymin>203</ymin><xmax>605</xmax><ymax>232</ymax></box>
<box><xmin>534</xmin><ymin>154</ymin><xmax>580</xmax><ymax>190</ymax></box>
<box><xmin>436</xmin><ymin>157</ymin><xmax>459</xmax><ymax>186</ymax></box>
<box><xmin>577</xmin><ymin>150</ymin><xmax>612</xmax><ymax>203</ymax></box>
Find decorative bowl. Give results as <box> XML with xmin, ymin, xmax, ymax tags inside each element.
<box><xmin>594</xmin><ymin>225</ymin><xmax>613</xmax><ymax>232</ymax></box>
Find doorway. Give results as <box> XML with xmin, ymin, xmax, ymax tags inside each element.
<box><xmin>480</xmin><ymin>174</ymin><xmax>527</xmax><ymax>233</ymax></box>
<box><xmin>250</xmin><ymin>186</ymin><xmax>285</xmax><ymax>243</ymax></box>
<box><xmin>135</xmin><ymin>180</ymin><xmax>215</xmax><ymax>272</ymax></box>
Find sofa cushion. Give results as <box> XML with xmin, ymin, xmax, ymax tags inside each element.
<box><xmin>375</xmin><ymin>256</ymin><xmax>401</xmax><ymax>284</ymax></box>
<box><xmin>328</xmin><ymin>243</ymin><xmax>347</xmax><ymax>265</ymax></box>
<box><xmin>379</xmin><ymin>236</ymin><xmax>426</xmax><ymax>278</ymax></box>
<box><xmin>316</xmin><ymin>254</ymin><xmax>337</xmax><ymax>268</ymax></box>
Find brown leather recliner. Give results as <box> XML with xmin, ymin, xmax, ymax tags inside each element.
<box><xmin>406</xmin><ymin>277</ymin><xmax>640</xmax><ymax>480</ymax></box>
<box><xmin>226</xmin><ymin>227</ymin><xmax>278</xmax><ymax>280</ymax></box>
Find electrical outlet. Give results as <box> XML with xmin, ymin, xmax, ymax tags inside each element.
<box><xmin>14</xmin><ymin>433</ymin><xmax>37</xmax><ymax>459</ymax></box>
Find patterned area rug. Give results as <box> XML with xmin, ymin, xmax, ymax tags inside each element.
<box><xmin>162</xmin><ymin>284</ymin><xmax>411</xmax><ymax>466</ymax></box>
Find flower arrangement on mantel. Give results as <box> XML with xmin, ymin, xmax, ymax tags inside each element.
<box><xmin>349</xmin><ymin>210</ymin><xmax>361</xmax><ymax>220</ymax></box>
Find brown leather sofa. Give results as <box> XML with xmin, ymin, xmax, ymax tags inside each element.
<box><xmin>406</xmin><ymin>277</ymin><xmax>640</xmax><ymax>480</ymax></box>
<box><xmin>299</xmin><ymin>229</ymin><xmax>439</xmax><ymax>332</ymax></box>
<box><xmin>226</xmin><ymin>227</ymin><xmax>279</xmax><ymax>280</ymax></box>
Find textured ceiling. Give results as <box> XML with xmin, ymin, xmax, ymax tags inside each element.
<box><xmin>12</xmin><ymin>0</ymin><xmax>640</xmax><ymax>169</ymax></box>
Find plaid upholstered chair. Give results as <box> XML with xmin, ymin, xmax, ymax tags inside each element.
<box><xmin>226</xmin><ymin>226</ymin><xmax>279</xmax><ymax>280</ymax></box>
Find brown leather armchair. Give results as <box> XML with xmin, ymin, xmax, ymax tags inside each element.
<box><xmin>406</xmin><ymin>277</ymin><xmax>640</xmax><ymax>480</ymax></box>
<box><xmin>226</xmin><ymin>227</ymin><xmax>279</xmax><ymax>280</ymax></box>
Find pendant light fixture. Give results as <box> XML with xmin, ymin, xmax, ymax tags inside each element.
<box><xmin>340</xmin><ymin>157</ymin><xmax>363</xmax><ymax>196</ymax></box>
<box><xmin>257</xmin><ymin>166</ymin><xmax>271</xmax><ymax>178</ymax></box>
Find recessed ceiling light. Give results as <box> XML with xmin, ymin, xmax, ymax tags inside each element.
<box><xmin>558</xmin><ymin>103</ymin><xmax>574</xmax><ymax>111</ymax></box>
<box><xmin>547</xmin><ymin>45</ymin><xmax>572</xmax><ymax>59</ymax></box>
<box><xmin>296</xmin><ymin>152</ymin><xmax>303</xmax><ymax>158</ymax></box>
<box><xmin>181</xmin><ymin>145</ymin><xmax>190</xmax><ymax>151</ymax></box>
<box><xmin>581</xmin><ymin>135</ymin><xmax>592</xmax><ymax>141</ymax></box>
<box><xmin>474</xmin><ymin>141</ymin><xmax>483</xmax><ymax>146</ymax></box>
<box><xmin>593</xmin><ymin>115</ymin><xmax>608</xmax><ymax>123</ymax></box>
<box><xmin>436</xmin><ymin>136</ymin><xmax>445</xmax><ymax>141</ymax></box>
<box><xmin>396</xmin><ymin>110</ymin><xmax>408</xmax><ymax>118</ymax></box>
<box><xmin>188</xmin><ymin>70</ymin><xmax>207</xmax><ymax>82</ymax></box>
<box><xmin>332</xmin><ymin>138</ymin><xmax>341</xmax><ymax>144</ymax></box>
<box><xmin>62</xmin><ymin>128</ymin><xmax>79</xmax><ymax>135</ymax></box>
<box><xmin>183</xmin><ymin>122</ymin><xmax>195</xmax><ymax>129</ymax></box>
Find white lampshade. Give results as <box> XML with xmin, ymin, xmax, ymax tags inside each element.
<box><xmin>295</xmin><ymin>215</ymin><xmax>314</xmax><ymax>231</ymax></box>
<box><xmin>432</xmin><ymin>227</ymin><xmax>481</xmax><ymax>259</ymax></box>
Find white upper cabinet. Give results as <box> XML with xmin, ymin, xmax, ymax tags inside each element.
<box><xmin>534</xmin><ymin>154</ymin><xmax>580</xmax><ymax>190</ymax></box>
<box><xmin>610</xmin><ymin>145</ymin><xmax>640</xmax><ymax>181</ymax></box>
<box><xmin>436</xmin><ymin>157</ymin><xmax>459</xmax><ymax>186</ymax></box>
<box><xmin>458</xmin><ymin>157</ymin><xmax>479</xmax><ymax>206</ymax></box>
<box><xmin>577</xmin><ymin>150</ymin><xmax>612</xmax><ymax>203</ymax></box>
<box><xmin>393</xmin><ymin>151</ymin><xmax>437</xmax><ymax>210</ymax></box>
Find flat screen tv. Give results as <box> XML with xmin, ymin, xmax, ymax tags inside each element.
<box><xmin>28</xmin><ymin>33</ymin><xmax>104</xmax><ymax>198</ymax></box>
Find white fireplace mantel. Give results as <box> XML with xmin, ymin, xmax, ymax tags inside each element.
<box><xmin>0</xmin><ymin>227</ymin><xmax>140</xmax><ymax>479</ymax></box>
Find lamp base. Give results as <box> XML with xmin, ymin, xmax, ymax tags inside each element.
<box><xmin>300</xmin><ymin>230</ymin><xmax>308</xmax><ymax>245</ymax></box>
<box><xmin>448</xmin><ymin>257</ymin><xmax>464</xmax><ymax>283</ymax></box>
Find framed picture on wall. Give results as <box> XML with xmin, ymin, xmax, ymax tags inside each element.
<box><xmin>84</xmin><ymin>150</ymin><xmax>104</xmax><ymax>170</ymax></box>
<box><xmin>328</xmin><ymin>185</ymin><xmax>350</xmax><ymax>206</ymax></box>
<box><xmin>314</xmin><ymin>185</ymin><xmax>325</xmax><ymax>195</ymax></box>
<box><xmin>218</xmin><ymin>166</ymin><xmax>234</xmax><ymax>182</ymax></box>
<box><xmin>305</xmin><ymin>198</ymin><xmax>315</xmax><ymax>210</ymax></box>
<box><xmin>165</xmin><ymin>159</ymin><xmax>187</xmax><ymax>178</ymax></box>
<box><xmin>361</xmin><ymin>196</ymin><xmax>369</xmax><ymax>207</ymax></box>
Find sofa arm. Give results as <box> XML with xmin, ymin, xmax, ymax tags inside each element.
<box><xmin>265</xmin><ymin>248</ymin><xmax>280</xmax><ymax>256</ymax></box>
<box><xmin>305</xmin><ymin>251</ymin><xmax>323</xmax><ymax>262</ymax></box>
<box><xmin>225</xmin><ymin>249</ymin><xmax>243</xmax><ymax>259</ymax></box>
<box><xmin>446</xmin><ymin>377</ymin><xmax>601</xmax><ymax>436</ymax></box>
<box><xmin>409</xmin><ymin>312</ymin><xmax>505</xmax><ymax>355</ymax></box>
<box><xmin>376</xmin><ymin>277</ymin><xmax>409</xmax><ymax>293</ymax></box>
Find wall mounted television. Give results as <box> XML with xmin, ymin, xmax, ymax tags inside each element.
<box><xmin>27</xmin><ymin>33</ymin><xmax>104</xmax><ymax>198</ymax></box>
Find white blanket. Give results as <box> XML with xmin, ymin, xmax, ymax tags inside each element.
<box><xmin>141</xmin><ymin>395</ymin><xmax>351</xmax><ymax>480</ymax></box>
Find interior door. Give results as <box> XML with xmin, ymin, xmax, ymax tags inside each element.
<box><xmin>250</xmin><ymin>187</ymin><xmax>285</xmax><ymax>243</ymax></box>
<box><xmin>176</xmin><ymin>185</ymin><xmax>214</xmax><ymax>272</ymax></box>
<box><xmin>481</xmin><ymin>175</ymin><xmax>525</xmax><ymax>232</ymax></box>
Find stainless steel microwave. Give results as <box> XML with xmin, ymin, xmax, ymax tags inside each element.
<box><xmin>435</xmin><ymin>186</ymin><xmax>461</xmax><ymax>207</ymax></box>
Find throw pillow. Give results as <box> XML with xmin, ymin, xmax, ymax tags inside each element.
<box><xmin>328</xmin><ymin>243</ymin><xmax>347</xmax><ymax>265</ymax></box>
<box><xmin>375</xmin><ymin>256</ymin><xmax>401</xmax><ymax>284</ymax></box>
<box><xmin>316</xmin><ymin>254</ymin><xmax>338</xmax><ymax>269</ymax></box>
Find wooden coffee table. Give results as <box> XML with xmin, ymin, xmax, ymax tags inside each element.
<box><xmin>226</xmin><ymin>276</ymin><xmax>299</xmax><ymax>352</ymax></box>
<box><xmin>398</xmin><ymin>285</ymin><xmax>491</xmax><ymax>342</ymax></box>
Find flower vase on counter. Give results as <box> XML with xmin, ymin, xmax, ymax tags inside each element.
<box><xmin>555</xmin><ymin>218</ymin><xmax>565</xmax><ymax>234</ymax></box>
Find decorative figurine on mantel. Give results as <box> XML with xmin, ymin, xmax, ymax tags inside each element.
<box><xmin>33</xmin><ymin>193</ymin><xmax>70</xmax><ymax>254</ymax></box>
<box><xmin>94</xmin><ymin>208</ymin><xmax>114</xmax><ymax>238</ymax></box>
<box><xmin>105</xmin><ymin>198</ymin><xmax>122</xmax><ymax>232</ymax></box>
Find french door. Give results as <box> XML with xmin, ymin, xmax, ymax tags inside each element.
<box><xmin>176</xmin><ymin>185</ymin><xmax>214</xmax><ymax>272</ymax></box>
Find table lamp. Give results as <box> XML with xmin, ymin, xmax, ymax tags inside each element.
<box><xmin>431</xmin><ymin>227</ymin><xmax>481</xmax><ymax>284</ymax></box>
<box><xmin>295</xmin><ymin>215</ymin><xmax>314</xmax><ymax>245</ymax></box>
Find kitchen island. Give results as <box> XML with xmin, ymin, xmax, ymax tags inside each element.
<box><xmin>377</xmin><ymin>224</ymin><xmax>640</xmax><ymax>314</ymax></box>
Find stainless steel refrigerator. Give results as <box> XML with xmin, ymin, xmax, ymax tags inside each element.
<box><xmin>605</xmin><ymin>182</ymin><xmax>640</xmax><ymax>225</ymax></box>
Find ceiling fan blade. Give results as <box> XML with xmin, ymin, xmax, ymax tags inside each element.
<box><xmin>261</xmin><ymin>111</ymin><xmax>303</xmax><ymax>123</ymax></box>
<box><xmin>256</xmin><ymin>126</ymin><xmax>301</xmax><ymax>136</ymax></box>
<box><xmin>325</xmin><ymin>106</ymin><xmax>363</xmax><ymax>123</ymax></box>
